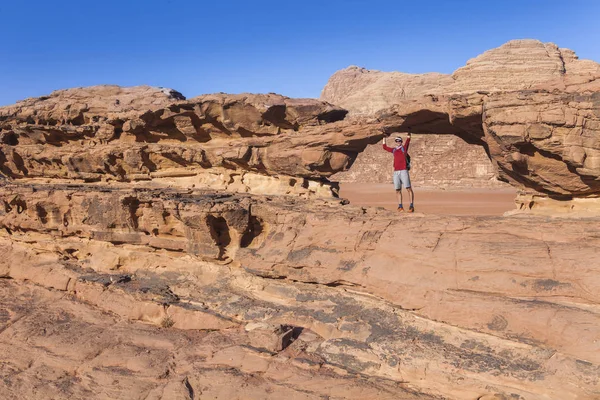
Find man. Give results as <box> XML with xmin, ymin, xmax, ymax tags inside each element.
<box><xmin>382</xmin><ymin>133</ymin><xmax>414</xmax><ymax>212</ymax></box>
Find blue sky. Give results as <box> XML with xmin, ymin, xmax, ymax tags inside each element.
<box><xmin>1</xmin><ymin>0</ymin><xmax>599</xmax><ymax>106</ymax></box>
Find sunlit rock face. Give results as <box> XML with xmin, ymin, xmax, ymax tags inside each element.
<box><xmin>322</xmin><ymin>39</ymin><xmax>600</xmax><ymax>115</ymax></box>
<box><xmin>0</xmin><ymin>87</ymin><xmax>386</xmax><ymax>197</ymax></box>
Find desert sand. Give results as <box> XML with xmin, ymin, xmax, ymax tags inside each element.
<box><xmin>339</xmin><ymin>183</ymin><xmax>517</xmax><ymax>216</ymax></box>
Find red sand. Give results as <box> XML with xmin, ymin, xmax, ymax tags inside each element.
<box><xmin>339</xmin><ymin>183</ymin><xmax>517</xmax><ymax>216</ymax></box>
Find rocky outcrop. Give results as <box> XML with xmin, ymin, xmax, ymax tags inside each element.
<box><xmin>321</xmin><ymin>67</ymin><xmax>453</xmax><ymax>116</ymax></box>
<box><xmin>322</xmin><ymin>40</ymin><xmax>600</xmax><ymax>208</ymax></box>
<box><xmin>451</xmin><ymin>40</ymin><xmax>598</xmax><ymax>92</ymax></box>
<box><xmin>1</xmin><ymin>183</ymin><xmax>599</xmax><ymax>399</ymax></box>
<box><xmin>0</xmin><ymin>88</ymin><xmax>385</xmax><ymax>197</ymax></box>
<box><xmin>3</xmin><ymin>40</ymin><xmax>599</xmax><ymax>205</ymax></box>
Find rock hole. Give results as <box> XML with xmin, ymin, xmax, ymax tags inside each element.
<box><xmin>36</xmin><ymin>204</ymin><xmax>48</xmax><ymax>224</ymax></box>
<box><xmin>113</xmin><ymin>126</ymin><xmax>123</xmax><ymax>140</ymax></box>
<box><xmin>122</xmin><ymin>197</ymin><xmax>140</xmax><ymax>229</ymax></box>
<box><xmin>12</xmin><ymin>199</ymin><xmax>26</xmax><ymax>214</ymax></box>
<box><xmin>63</xmin><ymin>210</ymin><xmax>71</xmax><ymax>227</ymax></box>
<box><xmin>317</xmin><ymin>109</ymin><xmax>348</xmax><ymax>123</ymax></box>
<box><xmin>281</xmin><ymin>325</ymin><xmax>304</xmax><ymax>349</ymax></box>
<box><xmin>240</xmin><ymin>215</ymin><xmax>264</xmax><ymax>248</ymax></box>
<box><xmin>12</xmin><ymin>150</ymin><xmax>28</xmax><ymax>175</ymax></box>
<box><xmin>70</xmin><ymin>113</ymin><xmax>85</xmax><ymax>126</ymax></box>
<box><xmin>183</xmin><ymin>377</ymin><xmax>195</xmax><ymax>400</ymax></box>
<box><xmin>64</xmin><ymin>248</ymin><xmax>77</xmax><ymax>256</ymax></box>
<box><xmin>206</xmin><ymin>215</ymin><xmax>231</xmax><ymax>260</ymax></box>
<box><xmin>1</xmin><ymin>132</ymin><xmax>18</xmax><ymax>145</ymax></box>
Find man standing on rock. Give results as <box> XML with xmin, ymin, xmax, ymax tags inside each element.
<box><xmin>382</xmin><ymin>133</ymin><xmax>414</xmax><ymax>212</ymax></box>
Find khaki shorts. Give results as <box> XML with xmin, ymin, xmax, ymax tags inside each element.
<box><xmin>393</xmin><ymin>170</ymin><xmax>411</xmax><ymax>190</ymax></box>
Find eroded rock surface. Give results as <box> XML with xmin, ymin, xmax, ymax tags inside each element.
<box><xmin>1</xmin><ymin>184</ymin><xmax>599</xmax><ymax>399</ymax></box>
<box><xmin>0</xmin><ymin>89</ymin><xmax>382</xmax><ymax>198</ymax></box>
<box><xmin>379</xmin><ymin>90</ymin><xmax>600</xmax><ymax>199</ymax></box>
<box><xmin>3</xmin><ymin>40</ymin><xmax>600</xmax><ymax>205</ymax></box>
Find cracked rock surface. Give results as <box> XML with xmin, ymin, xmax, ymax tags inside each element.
<box><xmin>1</xmin><ymin>184</ymin><xmax>599</xmax><ymax>399</ymax></box>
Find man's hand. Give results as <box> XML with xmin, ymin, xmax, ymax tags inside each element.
<box><xmin>407</xmin><ymin>132</ymin><xmax>412</xmax><ymax>138</ymax></box>
<box><xmin>382</xmin><ymin>137</ymin><xmax>386</xmax><ymax>145</ymax></box>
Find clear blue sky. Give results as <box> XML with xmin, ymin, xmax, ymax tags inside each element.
<box><xmin>1</xmin><ymin>0</ymin><xmax>599</xmax><ymax>106</ymax></box>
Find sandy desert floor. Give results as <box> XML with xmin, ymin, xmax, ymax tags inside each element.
<box><xmin>339</xmin><ymin>183</ymin><xmax>517</xmax><ymax>216</ymax></box>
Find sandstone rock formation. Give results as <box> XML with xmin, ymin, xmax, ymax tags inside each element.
<box><xmin>321</xmin><ymin>67</ymin><xmax>453</xmax><ymax>116</ymax></box>
<box><xmin>0</xmin><ymin>88</ymin><xmax>383</xmax><ymax>197</ymax></box>
<box><xmin>1</xmin><ymin>39</ymin><xmax>600</xmax><ymax>400</ymax></box>
<box><xmin>322</xmin><ymin>40</ymin><xmax>600</xmax><ymax>209</ymax></box>
<box><xmin>375</xmin><ymin>89</ymin><xmax>600</xmax><ymax>210</ymax></box>
<box><xmin>1</xmin><ymin>183</ymin><xmax>599</xmax><ymax>399</ymax></box>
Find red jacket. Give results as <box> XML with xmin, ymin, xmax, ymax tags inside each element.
<box><xmin>383</xmin><ymin>138</ymin><xmax>410</xmax><ymax>171</ymax></box>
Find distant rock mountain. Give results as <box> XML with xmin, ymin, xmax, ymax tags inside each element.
<box><xmin>321</xmin><ymin>39</ymin><xmax>600</xmax><ymax>115</ymax></box>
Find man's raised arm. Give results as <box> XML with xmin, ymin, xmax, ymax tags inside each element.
<box><xmin>382</xmin><ymin>136</ymin><xmax>393</xmax><ymax>153</ymax></box>
<box><xmin>405</xmin><ymin>132</ymin><xmax>412</xmax><ymax>150</ymax></box>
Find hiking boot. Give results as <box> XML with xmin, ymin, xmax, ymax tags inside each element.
<box><xmin>397</xmin><ymin>207</ymin><xmax>405</xmax><ymax>212</ymax></box>
<box><xmin>408</xmin><ymin>205</ymin><xmax>415</xmax><ymax>213</ymax></box>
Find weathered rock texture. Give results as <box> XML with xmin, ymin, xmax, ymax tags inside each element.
<box><xmin>376</xmin><ymin>90</ymin><xmax>600</xmax><ymax>200</ymax></box>
<box><xmin>3</xmin><ymin>40</ymin><xmax>600</xmax><ymax>205</ymax></box>
<box><xmin>1</xmin><ymin>183</ymin><xmax>599</xmax><ymax>399</ymax></box>
<box><xmin>321</xmin><ymin>40</ymin><xmax>600</xmax><ymax>209</ymax></box>
<box><xmin>0</xmin><ymin>87</ymin><xmax>382</xmax><ymax>198</ymax></box>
